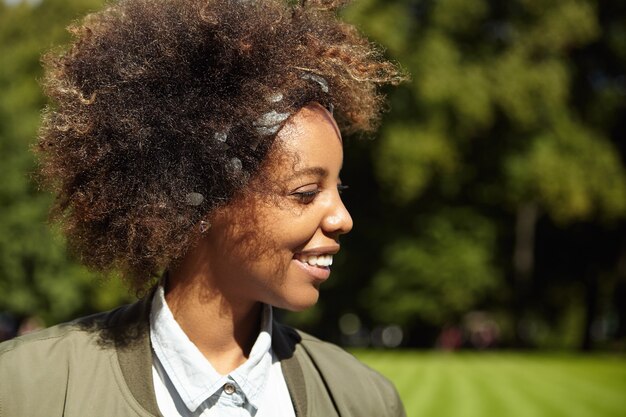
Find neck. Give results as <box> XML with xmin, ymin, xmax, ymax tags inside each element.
<box><xmin>165</xmin><ymin>262</ymin><xmax>263</xmax><ymax>375</ymax></box>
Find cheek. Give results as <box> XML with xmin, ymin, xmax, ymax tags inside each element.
<box><xmin>263</xmin><ymin>224</ymin><xmax>317</xmax><ymax>261</ymax></box>
<box><xmin>253</xmin><ymin>205</ymin><xmax>318</xmax><ymax>249</ymax></box>
<box><xmin>233</xmin><ymin>218</ymin><xmax>312</xmax><ymax>285</ymax></box>
<box><xmin>211</xmin><ymin>200</ymin><xmax>318</xmax><ymax>274</ymax></box>
<box><xmin>223</xmin><ymin>223</ymin><xmax>292</xmax><ymax>279</ymax></box>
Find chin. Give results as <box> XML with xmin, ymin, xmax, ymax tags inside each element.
<box><xmin>276</xmin><ymin>289</ymin><xmax>320</xmax><ymax>312</ymax></box>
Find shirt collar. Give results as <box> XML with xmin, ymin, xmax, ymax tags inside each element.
<box><xmin>149</xmin><ymin>285</ymin><xmax>273</xmax><ymax>412</ymax></box>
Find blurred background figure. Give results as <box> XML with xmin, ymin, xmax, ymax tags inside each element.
<box><xmin>16</xmin><ymin>315</ymin><xmax>43</xmax><ymax>336</ymax></box>
<box><xmin>436</xmin><ymin>324</ymin><xmax>463</xmax><ymax>351</ymax></box>
<box><xmin>0</xmin><ymin>313</ymin><xmax>17</xmax><ymax>342</ymax></box>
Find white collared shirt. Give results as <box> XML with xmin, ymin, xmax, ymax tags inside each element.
<box><xmin>149</xmin><ymin>287</ymin><xmax>296</xmax><ymax>417</ymax></box>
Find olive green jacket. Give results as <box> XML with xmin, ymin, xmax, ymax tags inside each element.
<box><xmin>0</xmin><ymin>295</ymin><xmax>405</xmax><ymax>417</ymax></box>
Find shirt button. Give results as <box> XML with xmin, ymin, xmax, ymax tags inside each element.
<box><xmin>223</xmin><ymin>383</ymin><xmax>236</xmax><ymax>395</ymax></box>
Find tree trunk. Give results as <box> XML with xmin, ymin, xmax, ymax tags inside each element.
<box><xmin>513</xmin><ymin>201</ymin><xmax>538</xmax><ymax>347</ymax></box>
<box><xmin>581</xmin><ymin>268</ymin><xmax>598</xmax><ymax>351</ymax></box>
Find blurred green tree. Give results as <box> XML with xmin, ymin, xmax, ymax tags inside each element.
<box><xmin>326</xmin><ymin>0</ymin><xmax>626</xmax><ymax>348</ymax></box>
<box><xmin>1</xmin><ymin>0</ymin><xmax>624</xmax><ymax>350</ymax></box>
<box><xmin>0</xmin><ymin>0</ymin><xmax>132</xmax><ymax>326</ymax></box>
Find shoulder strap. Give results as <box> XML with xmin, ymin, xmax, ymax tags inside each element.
<box><xmin>296</xmin><ymin>331</ymin><xmax>406</xmax><ymax>417</ymax></box>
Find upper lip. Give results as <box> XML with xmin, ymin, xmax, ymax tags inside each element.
<box><xmin>296</xmin><ymin>245</ymin><xmax>340</xmax><ymax>256</ymax></box>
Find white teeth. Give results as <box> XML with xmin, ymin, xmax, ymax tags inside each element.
<box><xmin>298</xmin><ymin>254</ymin><xmax>333</xmax><ymax>267</ymax></box>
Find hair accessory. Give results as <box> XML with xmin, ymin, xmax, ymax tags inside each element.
<box><xmin>188</xmin><ymin>72</ymin><xmax>333</xmax><ymax>203</ymax></box>
<box><xmin>267</xmin><ymin>92</ymin><xmax>284</xmax><ymax>103</ymax></box>
<box><xmin>214</xmin><ymin>131</ymin><xmax>228</xmax><ymax>143</ymax></box>
<box><xmin>226</xmin><ymin>156</ymin><xmax>243</xmax><ymax>174</ymax></box>
<box><xmin>185</xmin><ymin>192</ymin><xmax>205</xmax><ymax>206</ymax></box>
<box><xmin>300</xmin><ymin>72</ymin><xmax>329</xmax><ymax>93</ymax></box>
<box><xmin>253</xmin><ymin>110</ymin><xmax>291</xmax><ymax>136</ymax></box>
<box><xmin>199</xmin><ymin>220</ymin><xmax>211</xmax><ymax>233</ymax></box>
<box><xmin>299</xmin><ymin>71</ymin><xmax>333</xmax><ymax>113</ymax></box>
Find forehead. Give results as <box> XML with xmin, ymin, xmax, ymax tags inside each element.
<box><xmin>272</xmin><ymin>104</ymin><xmax>343</xmax><ymax>173</ymax></box>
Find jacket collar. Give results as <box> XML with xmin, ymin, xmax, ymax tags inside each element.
<box><xmin>272</xmin><ymin>320</ymin><xmax>307</xmax><ymax>416</ymax></box>
<box><xmin>107</xmin><ymin>290</ymin><xmax>307</xmax><ymax>417</ymax></box>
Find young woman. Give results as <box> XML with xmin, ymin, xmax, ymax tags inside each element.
<box><xmin>0</xmin><ymin>0</ymin><xmax>405</xmax><ymax>416</ymax></box>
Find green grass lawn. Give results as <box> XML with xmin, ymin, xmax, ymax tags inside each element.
<box><xmin>353</xmin><ymin>351</ymin><xmax>626</xmax><ymax>417</ymax></box>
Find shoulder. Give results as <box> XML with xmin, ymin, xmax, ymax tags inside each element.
<box><xmin>0</xmin><ymin>294</ymin><xmax>152</xmax><ymax>364</ymax></box>
<box><xmin>0</xmin><ymin>299</ymin><xmax>142</xmax><ymax>361</ymax></box>
<box><xmin>294</xmin><ymin>328</ymin><xmax>406</xmax><ymax>417</ymax></box>
<box><xmin>0</xmin><ymin>311</ymin><xmax>120</xmax><ymax>390</ymax></box>
<box><xmin>0</xmin><ymin>313</ymin><xmax>110</xmax><ymax>417</ymax></box>
<box><xmin>0</xmin><ymin>313</ymin><xmax>106</xmax><ymax>362</ymax></box>
<box><xmin>296</xmin><ymin>330</ymin><xmax>372</xmax><ymax>373</ymax></box>
<box><xmin>0</xmin><ymin>301</ymin><xmax>150</xmax><ymax>417</ymax></box>
<box><xmin>1</xmin><ymin>290</ymin><xmax>151</xmax><ymax>356</ymax></box>
<box><xmin>296</xmin><ymin>329</ymin><xmax>398</xmax><ymax>391</ymax></box>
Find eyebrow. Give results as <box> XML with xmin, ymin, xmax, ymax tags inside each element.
<box><xmin>286</xmin><ymin>166</ymin><xmax>328</xmax><ymax>181</ymax></box>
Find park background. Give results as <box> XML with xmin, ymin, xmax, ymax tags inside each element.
<box><xmin>1</xmin><ymin>0</ymin><xmax>625</xmax><ymax>415</ymax></box>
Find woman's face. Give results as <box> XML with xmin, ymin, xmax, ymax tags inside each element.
<box><xmin>200</xmin><ymin>103</ymin><xmax>353</xmax><ymax>311</ymax></box>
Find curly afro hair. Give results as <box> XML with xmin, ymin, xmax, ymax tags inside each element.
<box><xmin>36</xmin><ymin>0</ymin><xmax>404</xmax><ymax>290</ymax></box>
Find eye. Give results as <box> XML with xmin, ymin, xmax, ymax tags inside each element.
<box><xmin>290</xmin><ymin>185</ymin><xmax>320</xmax><ymax>204</ymax></box>
<box><xmin>337</xmin><ymin>184</ymin><xmax>349</xmax><ymax>194</ymax></box>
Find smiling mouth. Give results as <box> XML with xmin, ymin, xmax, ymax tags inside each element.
<box><xmin>293</xmin><ymin>254</ymin><xmax>333</xmax><ymax>268</ymax></box>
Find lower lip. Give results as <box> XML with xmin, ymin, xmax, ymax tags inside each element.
<box><xmin>293</xmin><ymin>259</ymin><xmax>331</xmax><ymax>282</ymax></box>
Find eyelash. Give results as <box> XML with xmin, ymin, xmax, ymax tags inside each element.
<box><xmin>292</xmin><ymin>184</ymin><xmax>349</xmax><ymax>204</ymax></box>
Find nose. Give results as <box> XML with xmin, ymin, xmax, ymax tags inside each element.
<box><xmin>322</xmin><ymin>191</ymin><xmax>353</xmax><ymax>238</ymax></box>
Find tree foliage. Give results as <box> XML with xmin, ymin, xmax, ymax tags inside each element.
<box><xmin>0</xmin><ymin>0</ymin><xmax>132</xmax><ymax>325</ymax></box>
<box><xmin>1</xmin><ymin>0</ymin><xmax>624</xmax><ymax>349</ymax></box>
<box><xmin>331</xmin><ymin>0</ymin><xmax>626</xmax><ymax>348</ymax></box>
